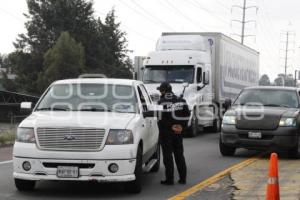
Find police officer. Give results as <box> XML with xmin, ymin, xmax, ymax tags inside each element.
<box><xmin>157</xmin><ymin>82</ymin><xmax>190</xmax><ymax>185</ymax></box>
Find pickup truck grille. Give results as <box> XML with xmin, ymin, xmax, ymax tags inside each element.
<box><xmin>236</xmin><ymin>115</ymin><xmax>280</xmax><ymax>130</ymax></box>
<box><xmin>36</xmin><ymin>127</ymin><xmax>106</xmax><ymax>151</ymax></box>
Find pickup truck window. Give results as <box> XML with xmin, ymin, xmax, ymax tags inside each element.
<box><xmin>137</xmin><ymin>86</ymin><xmax>148</xmax><ymax>111</ymax></box>
<box><xmin>143</xmin><ymin>65</ymin><xmax>194</xmax><ymax>83</ymax></box>
<box><xmin>36</xmin><ymin>84</ymin><xmax>138</xmax><ymax>113</ymax></box>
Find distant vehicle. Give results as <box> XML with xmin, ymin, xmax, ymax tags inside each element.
<box><xmin>220</xmin><ymin>86</ymin><xmax>300</xmax><ymax>158</ymax></box>
<box><xmin>135</xmin><ymin>32</ymin><xmax>260</xmax><ymax>136</ymax></box>
<box><xmin>13</xmin><ymin>78</ymin><xmax>160</xmax><ymax>193</ymax></box>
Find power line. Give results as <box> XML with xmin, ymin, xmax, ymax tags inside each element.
<box><xmin>130</xmin><ymin>0</ymin><xmax>175</xmax><ymax>31</ymax></box>
<box><xmin>215</xmin><ymin>0</ymin><xmax>231</xmax><ymax>10</ymax></box>
<box><xmin>117</xmin><ymin>0</ymin><xmax>173</xmax><ymax>31</ymax></box>
<box><xmin>160</xmin><ymin>0</ymin><xmax>209</xmax><ymax>31</ymax></box>
<box><xmin>96</xmin><ymin>11</ymin><xmax>156</xmax><ymax>42</ymax></box>
<box><xmin>188</xmin><ymin>0</ymin><xmax>230</xmax><ymax>26</ymax></box>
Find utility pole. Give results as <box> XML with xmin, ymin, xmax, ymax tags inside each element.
<box><xmin>241</xmin><ymin>0</ymin><xmax>246</xmax><ymax>44</ymax></box>
<box><xmin>231</xmin><ymin>0</ymin><xmax>258</xmax><ymax>44</ymax></box>
<box><xmin>280</xmin><ymin>29</ymin><xmax>295</xmax><ymax>84</ymax></box>
<box><xmin>284</xmin><ymin>32</ymin><xmax>289</xmax><ymax>77</ymax></box>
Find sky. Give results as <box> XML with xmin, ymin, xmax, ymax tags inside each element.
<box><xmin>0</xmin><ymin>0</ymin><xmax>300</xmax><ymax>81</ymax></box>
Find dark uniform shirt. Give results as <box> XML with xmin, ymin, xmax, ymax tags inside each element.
<box><xmin>158</xmin><ymin>92</ymin><xmax>190</xmax><ymax>137</ymax></box>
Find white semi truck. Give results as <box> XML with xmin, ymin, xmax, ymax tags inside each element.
<box><xmin>135</xmin><ymin>32</ymin><xmax>259</xmax><ymax>136</ymax></box>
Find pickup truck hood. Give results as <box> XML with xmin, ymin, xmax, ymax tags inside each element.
<box><xmin>226</xmin><ymin>106</ymin><xmax>299</xmax><ymax>130</ymax></box>
<box><xmin>19</xmin><ymin>111</ymin><xmax>137</xmax><ymax>129</ymax></box>
<box><xmin>227</xmin><ymin>106</ymin><xmax>299</xmax><ymax>117</ymax></box>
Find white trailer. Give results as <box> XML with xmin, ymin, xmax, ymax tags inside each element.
<box><xmin>138</xmin><ymin>32</ymin><xmax>259</xmax><ymax>136</ymax></box>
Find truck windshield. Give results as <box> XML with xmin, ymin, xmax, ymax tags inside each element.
<box><xmin>36</xmin><ymin>84</ymin><xmax>137</xmax><ymax>113</ymax></box>
<box><xmin>234</xmin><ymin>89</ymin><xmax>299</xmax><ymax>108</ymax></box>
<box><xmin>143</xmin><ymin>65</ymin><xmax>194</xmax><ymax>83</ymax></box>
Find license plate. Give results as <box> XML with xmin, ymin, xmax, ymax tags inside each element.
<box><xmin>57</xmin><ymin>166</ymin><xmax>79</xmax><ymax>178</ymax></box>
<box><xmin>248</xmin><ymin>132</ymin><xmax>262</xmax><ymax>139</ymax></box>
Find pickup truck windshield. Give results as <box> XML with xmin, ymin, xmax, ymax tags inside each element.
<box><xmin>36</xmin><ymin>84</ymin><xmax>137</xmax><ymax>113</ymax></box>
<box><xmin>234</xmin><ymin>89</ymin><xmax>299</xmax><ymax>108</ymax></box>
<box><xmin>143</xmin><ymin>65</ymin><xmax>194</xmax><ymax>83</ymax></box>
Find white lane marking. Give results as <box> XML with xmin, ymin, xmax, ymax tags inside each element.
<box><xmin>0</xmin><ymin>160</ymin><xmax>12</xmax><ymax>165</ymax></box>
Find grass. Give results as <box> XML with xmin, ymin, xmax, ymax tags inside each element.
<box><xmin>0</xmin><ymin>129</ymin><xmax>16</xmax><ymax>146</ymax></box>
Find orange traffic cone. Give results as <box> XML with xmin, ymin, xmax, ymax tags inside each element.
<box><xmin>266</xmin><ymin>153</ymin><xmax>280</xmax><ymax>200</ymax></box>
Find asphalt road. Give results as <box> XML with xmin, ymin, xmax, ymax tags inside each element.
<box><xmin>0</xmin><ymin>132</ymin><xmax>260</xmax><ymax>200</ymax></box>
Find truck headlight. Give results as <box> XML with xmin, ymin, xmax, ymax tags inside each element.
<box><xmin>17</xmin><ymin>128</ymin><xmax>35</xmax><ymax>143</ymax></box>
<box><xmin>106</xmin><ymin>129</ymin><xmax>133</xmax><ymax>145</ymax></box>
<box><xmin>222</xmin><ymin>116</ymin><xmax>236</xmax><ymax>125</ymax></box>
<box><xmin>279</xmin><ymin>118</ymin><xmax>296</xmax><ymax>127</ymax></box>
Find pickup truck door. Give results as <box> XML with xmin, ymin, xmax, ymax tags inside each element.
<box><xmin>137</xmin><ymin>86</ymin><xmax>151</xmax><ymax>156</ymax></box>
<box><xmin>140</xmin><ymin>85</ymin><xmax>158</xmax><ymax>150</ymax></box>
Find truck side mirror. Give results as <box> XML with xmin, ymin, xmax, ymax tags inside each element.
<box><xmin>203</xmin><ymin>71</ymin><xmax>210</xmax><ymax>85</ymax></box>
<box><xmin>20</xmin><ymin>102</ymin><xmax>33</xmax><ymax>114</ymax></box>
<box><xmin>196</xmin><ymin>68</ymin><xmax>202</xmax><ymax>83</ymax></box>
<box><xmin>223</xmin><ymin>98</ymin><xmax>232</xmax><ymax>110</ymax></box>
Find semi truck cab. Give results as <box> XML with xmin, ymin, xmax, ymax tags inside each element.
<box><xmin>142</xmin><ymin>35</ymin><xmax>213</xmax><ymax>136</ymax></box>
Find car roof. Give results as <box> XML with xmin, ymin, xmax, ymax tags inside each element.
<box><xmin>53</xmin><ymin>78</ymin><xmax>143</xmax><ymax>86</ymax></box>
<box><xmin>244</xmin><ymin>86</ymin><xmax>299</xmax><ymax>91</ymax></box>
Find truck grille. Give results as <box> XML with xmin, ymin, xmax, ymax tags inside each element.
<box><xmin>36</xmin><ymin>127</ymin><xmax>106</xmax><ymax>151</ymax></box>
<box><xmin>236</xmin><ymin>115</ymin><xmax>280</xmax><ymax>130</ymax></box>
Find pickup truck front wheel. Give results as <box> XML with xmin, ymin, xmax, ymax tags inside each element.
<box><xmin>219</xmin><ymin>136</ymin><xmax>236</xmax><ymax>156</ymax></box>
<box><xmin>14</xmin><ymin>179</ymin><xmax>36</xmax><ymax>191</ymax></box>
<box><xmin>150</xmin><ymin>143</ymin><xmax>160</xmax><ymax>172</ymax></box>
<box><xmin>125</xmin><ymin>146</ymin><xmax>142</xmax><ymax>193</ymax></box>
<box><xmin>288</xmin><ymin>136</ymin><xmax>300</xmax><ymax>159</ymax></box>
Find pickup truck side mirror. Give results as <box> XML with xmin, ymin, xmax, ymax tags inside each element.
<box><xmin>223</xmin><ymin>98</ymin><xmax>232</xmax><ymax>110</ymax></box>
<box><xmin>143</xmin><ymin>111</ymin><xmax>155</xmax><ymax>118</ymax></box>
<box><xmin>20</xmin><ymin>102</ymin><xmax>33</xmax><ymax>114</ymax></box>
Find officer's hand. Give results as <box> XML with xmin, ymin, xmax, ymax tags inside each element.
<box><xmin>172</xmin><ymin>124</ymin><xmax>183</xmax><ymax>134</ymax></box>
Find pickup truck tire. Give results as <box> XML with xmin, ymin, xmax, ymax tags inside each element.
<box><xmin>125</xmin><ymin>146</ymin><xmax>142</xmax><ymax>193</ymax></box>
<box><xmin>219</xmin><ymin>136</ymin><xmax>236</xmax><ymax>156</ymax></box>
<box><xmin>14</xmin><ymin>179</ymin><xmax>36</xmax><ymax>191</ymax></box>
<box><xmin>150</xmin><ymin>143</ymin><xmax>160</xmax><ymax>172</ymax></box>
<box><xmin>288</xmin><ymin>136</ymin><xmax>300</xmax><ymax>159</ymax></box>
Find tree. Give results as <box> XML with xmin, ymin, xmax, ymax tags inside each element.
<box><xmin>7</xmin><ymin>0</ymin><xmax>132</xmax><ymax>94</ymax></box>
<box><xmin>97</xmin><ymin>9</ymin><xmax>132</xmax><ymax>78</ymax></box>
<box><xmin>259</xmin><ymin>74</ymin><xmax>271</xmax><ymax>86</ymax></box>
<box><xmin>10</xmin><ymin>0</ymin><xmax>99</xmax><ymax>94</ymax></box>
<box><xmin>37</xmin><ymin>32</ymin><xmax>85</xmax><ymax>90</ymax></box>
<box><xmin>273</xmin><ymin>74</ymin><xmax>294</xmax><ymax>86</ymax></box>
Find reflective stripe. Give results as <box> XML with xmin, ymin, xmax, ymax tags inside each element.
<box><xmin>268</xmin><ymin>177</ymin><xmax>279</xmax><ymax>185</ymax></box>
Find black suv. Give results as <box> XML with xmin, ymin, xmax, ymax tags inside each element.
<box><xmin>220</xmin><ymin>86</ymin><xmax>300</xmax><ymax>158</ymax></box>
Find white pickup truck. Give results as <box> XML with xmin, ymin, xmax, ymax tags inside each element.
<box><xmin>13</xmin><ymin>78</ymin><xmax>160</xmax><ymax>193</ymax></box>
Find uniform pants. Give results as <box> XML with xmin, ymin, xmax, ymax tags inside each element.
<box><xmin>160</xmin><ymin>134</ymin><xmax>187</xmax><ymax>182</ymax></box>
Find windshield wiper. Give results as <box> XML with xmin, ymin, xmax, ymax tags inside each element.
<box><xmin>78</xmin><ymin>108</ymin><xmax>106</xmax><ymax>112</ymax></box>
<box><xmin>263</xmin><ymin>104</ymin><xmax>290</xmax><ymax>108</ymax></box>
<box><xmin>36</xmin><ymin>107</ymin><xmax>70</xmax><ymax>111</ymax></box>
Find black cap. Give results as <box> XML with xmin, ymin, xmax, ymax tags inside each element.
<box><xmin>157</xmin><ymin>82</ymin><xmax>172</xmax><ymax>92</ymax></box>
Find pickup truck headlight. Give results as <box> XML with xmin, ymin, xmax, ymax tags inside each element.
<box><xmin>106</xmin><ymin>129</ymin><xmax>133</xmax><ymax>145</ymax></box>
<box><xmin>16</xmin><ymin>128</ymin><xmax>36</xmax><ymax>143</ymax></box>
<box><xmin>222</xmin><ymin>116</ymin><xmax>236</xmax><ymax>125</ymax></box>
<box><xmin>279</xmin><ymin>117</ymin><xmax>296</xmax><ymax>127</ymax></box>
